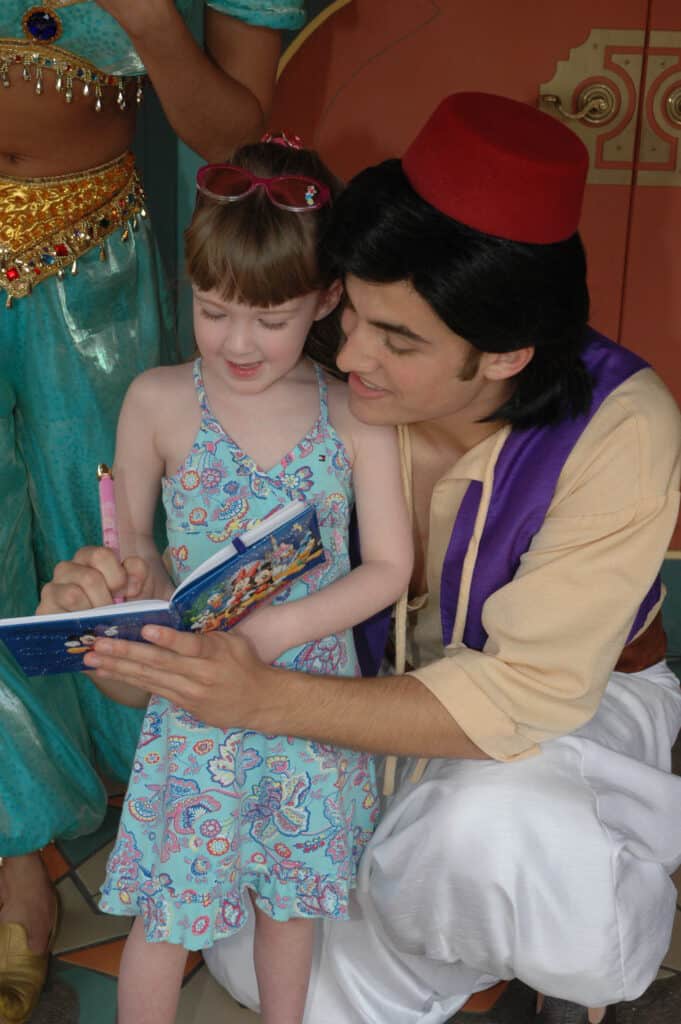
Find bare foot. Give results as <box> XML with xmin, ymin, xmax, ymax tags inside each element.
<box><xmin>0</xmin><ymin>853</ymin><xmax>55</xmax><ymax>953</ymax></box>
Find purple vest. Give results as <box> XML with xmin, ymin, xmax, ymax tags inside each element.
<box><xmin>440</xmin><ymin>330</ymin><xmax>661</xmax><ymax>652</ymax></box>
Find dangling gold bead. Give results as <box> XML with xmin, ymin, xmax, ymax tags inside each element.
<box><xmin>120</xmin><ymin>227</ymin><xmax>130</xmax><ymax>243</ymax></box>
<box><xmin>35</xmin><ymin>67</ymin><xmax>43</xmax><ymax>95</ymax></box>
<box><xmin>57</xmin><ymin>268</ymin><xmax>66</xmax><ymax>280</ymax></box>
<box><xmin>116</xmin><ymin>77</ymin><xmax>126</xmax><ymax>110</ymax></box>
<box><xmin>99</xmin><ymin>244</ymin><xmax>107</xmax><ymax>261</ymax></box>
<box><xmin>5</xmin><ymin>294</ymin><xmax>12</xmax><ymax>309</ymax></box>
<box><xmin>71</xmin><ymin>260</ymin><xmax>78</xmax><ymax>276</ymax></box>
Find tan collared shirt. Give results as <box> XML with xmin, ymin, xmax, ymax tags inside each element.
<box><xmin>407</xmin><ymin>367</ymin><xmax>681</xmax><ymax>761</ymax></box>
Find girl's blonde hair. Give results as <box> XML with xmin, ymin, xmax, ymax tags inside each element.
<box><xmin>185</xmin><ymin>142</ymin><xmax>344</xmax><ymax>368</ymax></box>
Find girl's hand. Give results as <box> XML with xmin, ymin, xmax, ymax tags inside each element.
<box><xmin>38</xmin><ymin>547</ymin><xmax>153</xmax><ymax>614</ymax></box>
<box><xmin>92</xmin><ymin>0</ymin><xmax>172</xmax><ymax>39</ymax></box>
<box><xmin>230</xmin><ymin>603</ymin><xmax>289</xmax><ymax>665</ymax></box>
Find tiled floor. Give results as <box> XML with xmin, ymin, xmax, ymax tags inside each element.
<box><xmin>32</xmin><ymin>660</ymin><xmax>681</xmax><ymax>1023</ymax></box>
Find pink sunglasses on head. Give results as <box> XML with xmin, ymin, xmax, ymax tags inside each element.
<box><xmin>196</xmin><ymin>164</ymin><xmax>331</xmax><ymax>213</ymax></box>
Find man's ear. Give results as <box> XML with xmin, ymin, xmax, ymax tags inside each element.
<box><xmin>314</xmin><ymin>279</ymin><xmax>343</xmax><ymax>321</ymax></box>
<box><xmin>481</xmin><ymin>346</ymin><xmax>535</xmax><ymax>381</ymax></box>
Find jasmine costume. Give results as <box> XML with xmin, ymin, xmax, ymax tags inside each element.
<box><xmin>0</xmin><ymin>0</ymin><xmax>306</xmax><ymax>857</ymax></box>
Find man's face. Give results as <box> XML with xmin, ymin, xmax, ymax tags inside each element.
<box><xmin>336</xmin><ymin>276</ymin><xmax>498</xmax><ymax>427</ymax></box>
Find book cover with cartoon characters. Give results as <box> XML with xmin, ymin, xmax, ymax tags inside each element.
<box><xmin>0</xmin><ymin>502</ymin><xmax>324</xmax><ymax>677</ymax></box>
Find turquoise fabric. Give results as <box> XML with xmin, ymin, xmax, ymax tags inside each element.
<box><xmin>0</xmin><ymin>0</ymin><xmax>307</xmax><ymax>857</ymax></box>
<box><xmin>99</xmin><ymin>360</ymin><xmax>377</xmax><ymax>947</ymax></box>
<box><xmin>0</xmin><ymin>1</ymin><xmax>305</xmax><ymax>75</ymax></box>
<box><xmin>0</xmin><ymin>218</ymin><xmax>178</xmax><ymax>854</ymax></box>
<box><xmin>207</xmin><ymin>0</ymin><xmax>305</xmax><ymax>29</ymax></box>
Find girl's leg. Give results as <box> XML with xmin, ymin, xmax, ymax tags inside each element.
<box><xmin>253</xmin><ymin>903</ymin><xmax>314</xmax><ymax>1024</ymax></box>
<box><xmin>117</xmin><ymin>917</ymin><xmax>188</xmax><ymax>1024</ymax></box>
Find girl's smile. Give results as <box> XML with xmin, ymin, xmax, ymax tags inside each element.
<box><xmin>225</xmin><ymin>359</ymin><xmax>264</xmax><ymax>378</ymax></box>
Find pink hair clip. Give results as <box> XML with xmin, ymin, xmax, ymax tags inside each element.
<box><xmin>260</xmin><ymin>130</ymin><xmax>303</xmax><ymax>149</ymax></box>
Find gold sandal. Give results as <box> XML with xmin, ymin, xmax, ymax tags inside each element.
<box><xmin>0</xmin><ymin>862</ymin><xmax>60</xmax><ymax>1024</ymax></box>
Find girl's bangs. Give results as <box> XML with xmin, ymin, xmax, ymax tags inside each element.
<box><xmin>186</xmin><ymin>196</ymin><xmax>322</xmax><ymax>306</ymax></box>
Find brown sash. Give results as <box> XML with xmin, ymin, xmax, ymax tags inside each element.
<box><xmin>614</xmin><ymin>610</ymin><xmax>666</xmax><ymax>674</ymax></box>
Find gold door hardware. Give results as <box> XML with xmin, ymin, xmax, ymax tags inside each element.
<box><xmin>668</xmin><ymin>87</ymin><xmax>681</xmax><ymax>127</ymax></box>
<box><xmin>542</xmin><ymin>83</ymin><xmax>617</xmax><ymax>123</ymax></box>
<box><xmin>637</xmin><ymin>33</ymin><xmax>681</xmax><ymax>186</ymax></box>
<box><xmin>539</xmin><ymin>28</ymin><xmax>681</xmax><ymax>186</ymax></box>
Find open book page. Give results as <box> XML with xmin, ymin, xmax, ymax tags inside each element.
<box><xmin>0</xmin><ymin>501</ymin><xmax>325</xmax><ymax>677</ymax></box>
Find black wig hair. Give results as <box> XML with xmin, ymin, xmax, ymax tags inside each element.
<box><xmin>320</xmin><ymin>159</ymin><xmax>593</xmax><ymax>428</ymax></box>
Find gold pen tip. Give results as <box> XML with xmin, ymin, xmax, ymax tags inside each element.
<box><xmin>97</xmin><ymin>463</ymin><xmax>112</xmax><ymax>479</ymax></box>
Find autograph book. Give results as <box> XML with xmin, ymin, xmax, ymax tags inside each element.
<box><xmin>0</xmin><ymin>501</ymin><xmax>324</xmax><ymax>677</ymax></box>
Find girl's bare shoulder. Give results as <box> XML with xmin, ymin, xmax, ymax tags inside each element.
<box><xmin>322</xmin><ymin>369</ymin><xmax>397</xmax><ymax>460</ymax></box>
<box><xmin>324</xmin><ymin>371</ymin><xmax>392</xmax><ymax>432</ymax></box>
<box><xmin>125</xmin><ymin>362</ymin><xmax>195</xmax><ymax>411</ymax></box>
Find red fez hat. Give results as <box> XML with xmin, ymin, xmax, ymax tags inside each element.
<box><xmin>402</xmin><ymin>92</ymin><xmax>588</xmax><ymax>244</ymax></box>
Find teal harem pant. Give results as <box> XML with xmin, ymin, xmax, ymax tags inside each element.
<box><xmin>0</xmin><ymin>184</ymin><xmax>177</xmax><ymax>855</ymax></box>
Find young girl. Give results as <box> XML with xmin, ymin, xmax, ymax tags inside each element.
<box><xmin>97</xmin><ymin>138</ymin><xmax>413</xmax><ymax>1024</ymax></box>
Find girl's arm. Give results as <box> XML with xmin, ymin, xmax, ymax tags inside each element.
<box><xmin>112</xmin><ymin>372</ymin><xmax>175</xmax><ymax>603</ymax></box>
<box><xmin>95</xmin><ymin>1</ymin><xmax>281</xmax><ymax>159</ymax></box>
<box><xmin>96</xmin><ymin>371</ymin><xmax>175</xmax><ymax>705</ymax></box>
<box><xmin>235</xmin><ymin>420</ymin><xmax>413</xmax><ymax>663</ymax></box>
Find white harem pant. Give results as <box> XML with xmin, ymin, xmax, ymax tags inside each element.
<box><xmin>204</xmin><ymin>661</ymin><xmax>681</xmax><ymax>1023</ymax></box>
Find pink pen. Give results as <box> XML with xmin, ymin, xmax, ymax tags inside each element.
<box><xmin>97</xmin><ymin>463</ymin><xmax>124</xmax><ymax>603</ymax></box>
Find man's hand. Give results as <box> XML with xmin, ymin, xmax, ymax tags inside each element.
<box><xmin>81</xmin><ymin>623</ymin><xmax>485</xmax><ymax>758</ymax></box>
<box><xmin>38</xmin><ymin>547</ymin><xmax>153</xmax><ymax>615</ymax></box>
<box><xmin>83</xmin><ymin>626</ymin><xmax>274</xmax><ymax>728</ymax></box>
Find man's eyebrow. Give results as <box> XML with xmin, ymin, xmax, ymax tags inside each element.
<box><xmin>370</xmin><ymin>319</ymin><xmax>429</xmax><ymax>344</ymax></box>
<box><xmin>343</xmin><ymin>293</ymin><xmax>429</xmax><ymax>343</ymax></box>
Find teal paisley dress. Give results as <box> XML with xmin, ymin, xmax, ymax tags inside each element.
<box><xmin>0</xmin><ymin>1</ymin><xmax>305</xmax><ymax>857</ymax></box>
<box><xmin>99</xmin><ymin>360</ymin><xmax>377</xmax><ymax>947</ymax></box>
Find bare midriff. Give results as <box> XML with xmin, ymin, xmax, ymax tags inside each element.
<box><xmin>0</xmin><ymin>68</ymin><xmax>137</xmax><ymax>177</ymax></box>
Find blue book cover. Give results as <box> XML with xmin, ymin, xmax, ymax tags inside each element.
<box><xmin>0</xmin><ymin>501</ymin><xmax>325</xmax><ymax>677</ymax></box>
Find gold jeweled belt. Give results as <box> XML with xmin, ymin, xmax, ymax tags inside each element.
<box><xmin>0</xmin><ymin>151</ymin><xmax>147</xmax><ymax>306</ymax></box>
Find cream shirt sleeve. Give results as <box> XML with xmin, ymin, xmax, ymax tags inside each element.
<box><xmin>410</xmin><ymin>368</ymin><xmax>681</xmax><ymax>761</ymax></box>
